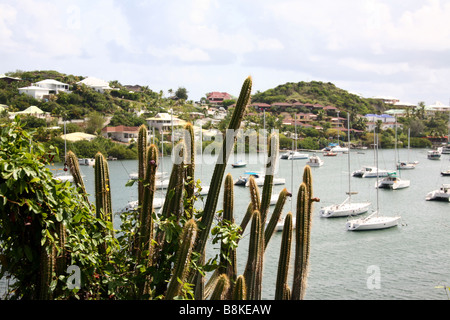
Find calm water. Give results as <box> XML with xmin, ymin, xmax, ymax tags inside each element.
<box><xmin>57</xmin><ymin>148</ymin><xmax>450</xmax><ymax>300</ymax></box>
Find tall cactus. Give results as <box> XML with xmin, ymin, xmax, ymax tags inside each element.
<box><xmin>138</xmin><ymin>144</ymin><xmax>158</xmax><ymax>257</ymax></box>
<box><xmin>260</xmin><ymin>132</ymin><xmax>279</xmax><ymax>223</ymax></box>
<box><xmin>183</xmin><ymin>123</ymin><xmax>195</xmax><ymax>218</ymax></box>
<box><xmin>165</xmin><ymin>219</ymin><xmax>198</xmax><ymax>300</ymax></box>
<box><xmin>194</xmin><ymin>76</ymin><xmax>252</xmax><ymax>258</ymax></box>
<box><xmin>66</xmin><ymin>150</ymin><xmax>89</xmax><ymax>204</ymax></box>
<box><xmin>264</xmin><ymin>188</ymin><xmax>289</xmax><ymax>249</ymax></box>
<box><xmin>291</xmin><ymin>165</ymin><xmax>318</xmax><ymax>300</ymax></box>
<box><xmin>137</xmin><ymin>124</ymin><xmax>148</xmax><ymax>205</ymax></box>
<box><xmin>275</xmin><ymin>211</ymin><xmax>293</xmax><ymax>300</ymax></box>
<box><xmin>94</xmin><ymin>152</ymin><xmax>112</xmax><ymax>223</ymax></box>
<box><xmin>243</xmin><ymin>210</ymin><xmax>263</xmax><ymax>300</ymax></box>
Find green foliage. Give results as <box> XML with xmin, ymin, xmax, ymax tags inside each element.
<box><xmin>0</xmin><ymin>118</ymin><xmax>111</xmax><ymax>299</ymax></box>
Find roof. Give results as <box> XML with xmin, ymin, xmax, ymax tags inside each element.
<box><xmin>102</xmin><ymin>125</ymin><xmax>140</xmax><ymax>133</ymax></box>
<box><xmin>61</xmin><ymin>132</ymin><xmax>97</xmax><ymax>142</ymax></box>
<box><xmin>77</xmin><ymin>77</ymin><xmax>112</xmax><ymax>89</ymax></box>
<box><xmin>16</xmin><ymin>106</ymin><xmax>45</xmax><ymax>114</ymax></box>
<box><xmin>36</xmin><ymin>79</ymin><xmax>69</xmax><ymax>86</ymax></box>
<box><xmin>18</xmin><ymin>86</ymin><xmax>49</xmax><ymax>91</ymax></box>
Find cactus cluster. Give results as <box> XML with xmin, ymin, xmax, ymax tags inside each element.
<box><xmin>54</xmin><ymin>76</ymin><xmax>318</xmax><ymax>300</ymax></box>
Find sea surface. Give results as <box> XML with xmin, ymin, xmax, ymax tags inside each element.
<box><xmin>6</xmin><ymin>148</ymin><xmax>450</xmax><ymax>300</ymax></box>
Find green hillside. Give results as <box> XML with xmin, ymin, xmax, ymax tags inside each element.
<box><xmin>252</xmin><ymin>80</ymin><xmax>384</xmax><ymax>115</ymax></box>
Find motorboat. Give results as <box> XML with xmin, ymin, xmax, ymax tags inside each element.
<box><xmin>234</xmin><ymin>171</ymin><xmax>261</xmax><ymax>186</ymax></box>
<box><xmin>320</xmin><ymin>195</ymin><xmax>370</xmax><ymax>218</ymax></box>
<box><xmin>352</xmin><ymin>166</ymin><xmax>389</xmax><ymax>178</ymax></box>
<box><xmin>427</xmin><ymin>149</ymin><xmax>442</xmax><ymax>160</ymax></box>
<box><xmin>78</xmin><ymin>158</ymin><xmax>95</xmax><ymax>166</ymax></box>
<box><xmin>306</xmin><ymin>153</ymin><xmax>324</xmax><ymax>167</ymax></box>
<box><xmin>323</xmin><ymin>151</ymin><xmax>337</xmax><ymax>156</ymax></box>
<box><xmin>280</xmin><ymin>151</ymin><xmax>293</xmax><ymax>159</ymax></box>
<box><xmin>425</xmin><ymin>184</ymin><xmax>450</xmax><ymax>202</ymax></box>
<box><xmin>346</xmin><ymin>212</ymin><xmax>401</xmax><ymax>231</ymax></box>
<box><xmin>376</xmin><ymin>173</ymin><xmax>410</xmax><ymax>190</ymax></box>
<box><xmin>330</xmin><ymin>145</ymin><xmax>349</xmax><ymax>153</ymax></box>
<box><xmin>441</xmin><ymin>169</ymin><xmax>450</xmax><ymax>176</ymax></box>
<box><xmin>245</xmin><ymin>175</ymin><xmax>285</xmax><ymax>187</ymax></box>
<box><xmin>231</xmin><ymin>160</ymin><xmax>247</xmax><ymax>168</ymax></box>
<box><xmin>287</xmin><ymin>151</ymin><xmax>308</xmax><ymax>160</ymax></box>
<box><xmin>397</xmin><ymin>161</ymin><xmax>417</xmax><ymax>170</ymax></box>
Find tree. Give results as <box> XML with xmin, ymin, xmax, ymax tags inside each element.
<box><xmin>85</xmin><ymin>111</ymin><xmax>105</xmax><ymax>135</ymax></box>
<box><xmin>175</xmin><ymin>87</ymin><xmax>188</xmax><ymax>101</ymax></box>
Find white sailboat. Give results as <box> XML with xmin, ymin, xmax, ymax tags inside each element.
<box><xmin>397</xmin><ymin>128</ymin><xmax>417</xmax><ymax>170</ymax></box>
<box><xmin>377</xmin><ymin>119</ymin><xmax>410</xmax><ymax>190</ymax></box>
<box><xmin>346</xmin><ymin>133</ymin><xmax>401</xmax><ymax>231</ymax></box>
<box><xmin>425</xmin><ymin>184</ymin><xmax>450</xmax><ymax>201</ymax></box>
<box><xmin>320</xmin><ymin>114</ymin><xmax>371</xmax><ymax>218</ymax></box>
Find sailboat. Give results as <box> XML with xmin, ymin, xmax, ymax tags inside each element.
<box><xmin>54</xmin><ymin>121</ymin><xmax>74</xmax><ymax>183</ymax></box>
<box><xmin>282</xmin><ymin>114</ymin><xmax>308</xmax><ymax>160</ymax></box>
<box><xmin>320</xmin><ymin>114</ymin><xmax>371</xmax><ymax>218</ymax></box>
<box><xmin>346</xmin><ymin>133</ymin><xmax>401</xmax><ymax>231</ymax></box>
<box><xmin>442</xmin><ymin>110</ymin><xmax>450</xmax><ymax>154</ymax></box>
<box><xmin>397</xmin><ymin>128</ymin><xmax>418</xmax><ymax>170</ymax></box>
<box><xmin>377</xmin><ymin>118</ymin><xmax>410</xmax><ymax>190</ymax></box>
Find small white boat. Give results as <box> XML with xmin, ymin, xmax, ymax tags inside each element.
<box><xmin>287</xmin><ymin>151</ymin><xmax>308</xmax><ymax>160</ymax></box>
<box><xmin>346</xmin><ymin>212</ymin><xmax>401</xmax><ymax>231</ymax></box>
<box><xmin>425</xmin><ymin>184</ymin><xmax>450</xmax><ymax>201</ymax></box>
<box><xmin>427</xmin><ymin>149</ymin><xmax>442</xmax><ymax>160</ymax></box>
<box><xmin>352</xmin><ymin>166</ymin><xmax>389</xmax><ymax>178</ymax></box>
<box><xmin>78</xmin><ymin>158</ymin><xmax>95</xmax><ymax>166</ymax></box>
<box><xmin>245</xmin><ymin>175</ymin><xmax>285</xmax><ymax>187</ymax></box>
<box><xmin>231</xmin><ymin>160</ymin><xmax>247</xmax><ymax>168</ymax></box>
<box><xmin>330</xmin><ymin>145</ymin><xmax>349</xmax><ymax>153</ymax></box>
<box><xmin>267</xmin><ymin>216</ymin><xmax>297</xmax><ymax>232</ymax></box>
<box><xmin>376</xmin><ymin>173</ymin><xmax>410</xmax><ymax>190</ymax></box>
<box><xmin>118</xmin><ymin>197</ymin><xmax>165</xmax><ymax>213</ymax></box>
<box><xmin>441</xmin><ymin>169</ymin><xmax>450</xmax><ymax>176</ymax></box>
<box><xmin>234</xmin><ymin>172</ymin><xmax>261</xmax><ymax>186</ymax></box>
<box><xmin>129</xmin><ymin>171</ymin><xmax>168</xmax><ymax>180</ymax></box>
<box><xmin>156</xmin><ymin>178</ymin><xmax>170</xmax><ymax>189</ymax></box>
<box><xmin>320</xmin><ymin>195</ymin><xmax>370</xmax><ymax>218</ymax></box>
<box><xmin>54</xmin><ymin>171</ymin><xmax>73</xmax><ymax>183</ymax></box>
<box><xmin>397</xmin><ymin>161</ymin><xmax>417</xmax><ymax>170</ymax></box>
<box><xmin>306</xmin><ymin>153</ymin><xmax>324</xmax><ymax>167</ymax></box>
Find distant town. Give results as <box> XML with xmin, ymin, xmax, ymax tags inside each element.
<box><xmin>1</xmin><ymin>71</ymin><xmax>449</xmax><ymax>160</ymax></box>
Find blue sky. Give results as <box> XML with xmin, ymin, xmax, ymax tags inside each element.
<box><xmin>1</xmin><ymin>0</ymin><xmax>450</xmax><ymax>105</ymax></box>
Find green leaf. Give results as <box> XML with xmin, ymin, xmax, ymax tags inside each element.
<box><xmin>24</xmin><ymin>245</ymin><xmax>33</xmax><ymax>262</ymax></box>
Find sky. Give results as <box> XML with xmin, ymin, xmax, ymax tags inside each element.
<box><xmin>1</xmin><ymin>0</ymin><xmax>450</xmax><ymax>106</ymax></box>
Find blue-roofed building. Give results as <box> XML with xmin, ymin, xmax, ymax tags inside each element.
<box><xmin>364</xmin><ymin>113</ymin><xmax>401</xmax><ymax>132</ymax></box>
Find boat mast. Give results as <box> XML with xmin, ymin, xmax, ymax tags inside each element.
<box><xmin>347</xmin><ymin>113</ymin><xmax>352</xmax><ymax>202</ymax></box>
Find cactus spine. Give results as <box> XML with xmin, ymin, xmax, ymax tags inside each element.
<box><xmin>210</xmin><ymin>274</ymin><xmax>230</xmax><ymax>300</ymax></box>
<box><xmin>291</xmin><ymin>165</ymin><xmax>317</xmax><ymax>300</ymax></box>
<box><xmin>137</xmin><ymin>124</ymin><xmax>148</xmax><ymax>205</ymax></box>
<box><xmin>275</xmin><ymin>211</ymin><xmax>293</xmax><ymax>300</ymax></box>
<box><xmin>66</xmin><ymin>150</ymin><xmax>89</xmax><ymax>204</ymax></box>
<box><xmin>232</xmin><ymin>275</ymin><xmax>247</xmax><ymax>300</ymax></box>
<box><xmin>165</xmin><ymin>219</ymin><xmax>198</xmax><ymax>300</ymax></box>
<box><xmin>243</xmin><ymin>210</ymin><xmax>263</xmax><ymax>300</ymax></box>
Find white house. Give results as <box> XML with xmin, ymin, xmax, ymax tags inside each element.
<box><xmin>146</xmin><ymin>113</ymin><xmax>185</xmax><ymax>133</ymax></box>
<box><xmin>365</xmin><ymin>114</ymin><xmax>401</xmax><ymax>131</ymax></box>
<box><xmin>102</xmin><ymin>125</ymin><xmax>141</xmax><ymax>143</ymax></box>
<box><xmin>77</xmin><ymin>77</ymin><xmax>113</xmax><ymax>93</ymax></box>
<box><xmin>18</xmin><ymin>86</ymin><xmax>50</xmax><ymax>100</ymax></box>
<box><xmin>35</xmin><ymin>79</ymin><xmax>69</xmax><ymax>93</ymax></box>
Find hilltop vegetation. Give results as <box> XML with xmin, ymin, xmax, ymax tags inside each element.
<box><xmin>252</xmin><ymin>81</ymin><xmax>383</xmax><ymax>116</ymax></box>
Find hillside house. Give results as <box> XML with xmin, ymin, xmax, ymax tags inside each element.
<box><xmin>35</xmin><ymin>79</ymin><xmax>69</xmax><ymax>93</ymax></box>
<box><xmin>146</xmin><ymin>113</ymin><xmax>185</xmax><ymax>133</ymax></box>
<box><xmin>102</xmin><ymin>125</ymin><xmax>140</xmax><ymax>143</ymax></box>
<box><xmin>206</xmin><ymin>92</ymin><xmax>233</xmax><ymax>105</ymax></box>
<box><xmin>77</xmin><ymin>77</ymin><xmax>113</xmax><ymax>93</ymax></box>
<box><xmin>18</xmin><ymin>86</ymin><xmax>50</xmax><ymax>100</ymax></box>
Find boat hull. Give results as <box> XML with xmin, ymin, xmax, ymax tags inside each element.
<box><xmin>320</xmin><ymin>202</ymin><xmax>370</xmax><ymax>218</ymax></box>
<box><xmin>346</xmin><ymin>215</ymin><xmax>401</xmax><ymax>231</ymax></box>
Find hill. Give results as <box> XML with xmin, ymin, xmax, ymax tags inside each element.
<box><xmin>251</xmin><ymin>81</ymin><xmax>386</xmax><ymax>115</ymax></box>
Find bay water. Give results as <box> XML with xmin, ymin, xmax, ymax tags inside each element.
<box><xmin>54</xmin><ymin>148</ymin><xmax>450</xmax><ymax>299</ymax></box>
